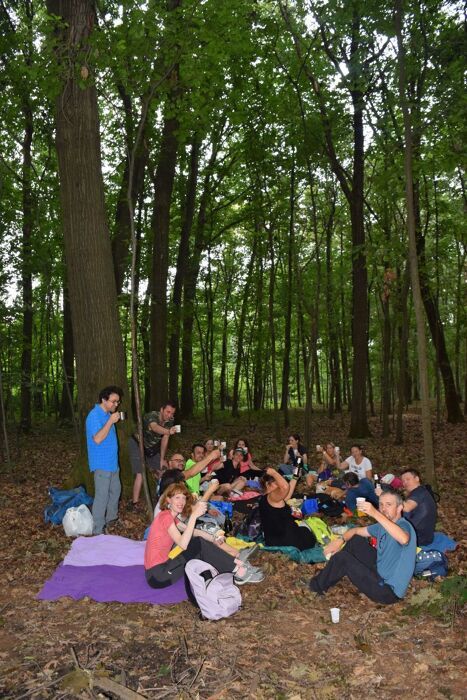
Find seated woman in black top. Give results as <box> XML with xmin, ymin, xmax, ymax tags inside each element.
<box><xmin>211</xmin><ymin>448</ymin><xmax>247</xmax><ymax>497</ymax></box>
<box><xmin>279</xmin><ymin>434</ymin><xmax>308</xmax><ymax>476</ymax></box>
<box><xmin>259</xmin><ymin>467</ymin><xmax>316</xmax><ymax>551</ymax></box>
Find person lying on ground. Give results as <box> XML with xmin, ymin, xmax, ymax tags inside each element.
<box><xmin>308</xmin><ymin>490</ymin><xmax>416</xmax><ymax>604</ymax></box>
<box><xmin>341</xmin><ymin>472</ymin><xmax>379</xmax><ymax>513</ymax></box>
<box><xmin>279</xmin><ymin>434</ymin><xmax>309</xmax><ymax>476</ymax></box>
<box><xmin>144</xmin><ymin>483</ymin><xmax>262</xmax><ymax>588</ymax></box>
<box><xmin>228</xmin><ymin>438</ymin><xmax>262</xmax><ymax>478</ymax></box>
<box><xmin>400</xmin><ymin>468</ymin><xmax>437</xmax><ymax>546</ymax></box>
<box><xmin>212</xmin><ymin>448</ymin><xmax>248</xmax><ymax>497</ymax></box>
<box><xmin>128</xmin><ymin>401</ymin><xmax>177</xmax><ymax>507</ymax></box>
<box><xmin>338</xmin><ymin>444</ymin><xmax>373</xmax><ymax>481</ymax></box>
<box><xmin>260</xmin><ymin>467</ymin><xmax>317</xmax><ymax>551</ymax></box>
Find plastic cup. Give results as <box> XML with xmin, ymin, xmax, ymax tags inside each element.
<box><xmin>174</xmin><ymin>424</ymin><xmax>181</xmax><ymax>433</ymax></box>
<box><xmin>356</xmin><ymin>497</ymin><xmax>366</xmax><ymax>508</ymax></box>
<box><xmin>119</xmin><ymin>411</ymin><xmax>126</xmax><ymax>421</ymax></box>
<box><xmin>330</xmin><ymin>607</ymin><xmax>340</xmax><ymax>623</ymax></box>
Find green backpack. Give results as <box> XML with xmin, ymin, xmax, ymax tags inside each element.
<box><xmin>303</xmin><ymin>517</ymin><xmax>334</xmax><ymax>545</ymax></box>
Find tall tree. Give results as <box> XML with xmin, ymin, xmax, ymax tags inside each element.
<box><xmin>47</xmin><ymin>0</ymin><xmax>130</xmax><ymax>486</ymax></box>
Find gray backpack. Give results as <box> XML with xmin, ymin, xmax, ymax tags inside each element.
<box><xmin>184</xmin><ymin>559</ymin><xmax>241</xmax><ymax>620</ymax></box>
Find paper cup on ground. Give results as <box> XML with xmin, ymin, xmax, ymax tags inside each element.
<box><xmin>330</xmin><ymin>607</ymin><xmax>340</xmax><ymax>623</ymax></box>
<box><xmin>174</xmin><ymin>425</ymin><xmax>181</xmax><ymax>433</ymax></box>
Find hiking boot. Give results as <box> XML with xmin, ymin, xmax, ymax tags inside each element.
<box><xmin>238</xmin><ymin>544</ymin><xmax>258</xmax><ymax>563</ymax></box>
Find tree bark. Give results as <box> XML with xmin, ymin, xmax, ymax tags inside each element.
<box><xmin>149</xmin><ymin>111</ymin><xmax>179</xmax><ymax>406</ymax></box>
<box><xmin>395</xmin><ymin>0</ymin><xmax>435</xmax><ymax>484</ymax></box>
<box><xmin>168</xmin><ymin>135</ymin><xmax>200</xmax><ymax>403</ymax></box>
<box><xmin>59</xmin><ymin>285</ymin><xmax>75</xmax><ymax>420</ymax></box>
<box><xmin>47</xmin><ymin>0</ymin><xmax>130</xmax><ymax>489</ymax></box>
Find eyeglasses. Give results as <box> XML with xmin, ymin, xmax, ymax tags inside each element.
<box><xmin>108</xmin><ymin>399</ymin><xmax>120</xmax><ymax>405</ymax></box>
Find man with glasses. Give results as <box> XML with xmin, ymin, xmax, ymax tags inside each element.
<box><xmin>86</xmin><ymin>385</ymin><xmax>124</xmax><ymax>534</ymax></box>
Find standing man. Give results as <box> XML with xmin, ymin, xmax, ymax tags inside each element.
<box><xmin>86</xmin><ymin>386</ymin><xmax>124</xmax><ymax>535</ymax></box>
<box><xmin>128</xmin><ymin>401</ymin><xmax>178</xmax><ymax>507</ymax></box>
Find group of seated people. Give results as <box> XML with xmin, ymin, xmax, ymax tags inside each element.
<box><xmin>142</xmin><ymin>430</ymin><xmax>440</xmax><ymax>606</ymax></box>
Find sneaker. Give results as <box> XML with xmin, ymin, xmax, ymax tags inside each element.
<box><xmin>235</xmin><ymin>567</ymin><xmax>265</xmax><ymax>585</ymax></box>
<box><xmin>238</xmin><ymin>545</ymin><xmax>258</xmax><ymax>563</ymax></box>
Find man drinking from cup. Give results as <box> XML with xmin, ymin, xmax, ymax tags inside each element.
<box><xmin>128</xmin><ymin>401</ymin><xmax>178</xmax><ymax>508</ymax></box>
<box><xmin>307</xmin><ymin>491</ymin><xmax>416</xmax><ymax>604</ymax></box>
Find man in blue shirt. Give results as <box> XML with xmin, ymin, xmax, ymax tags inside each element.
<box><xmin>86</xmin><ymin>386</ymin><xmax>123</xmax><ymax>535</ymax></box>
<box><xmin>342</xmin><ymin>471</ymin><xmax>379</xmax><ymax>512</ymax></box>
<box><xmin>308</xmin><ymin>491</ymin><xmax>416</xmax><ymax>603</ymax></box>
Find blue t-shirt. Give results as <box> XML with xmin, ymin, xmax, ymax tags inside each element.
<box><xmin>368</xmin><ymin>518</ymin><xmax>416</xmax><ymax>598</ymax></box>
<box><xmin>345</xmin><ymin>478</ymin><xmax>379</xmax><ymax>512</ymax></box>
<box><xmin>86</xmin><ymin>404</ymin><xmax>118</xmax><ymax>472</ymax></box>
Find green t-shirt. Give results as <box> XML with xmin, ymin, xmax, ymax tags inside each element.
<box><xmin>184</xmin><ymin>458</ymin><xmax>201</xmax><ymax>494</ymax></box>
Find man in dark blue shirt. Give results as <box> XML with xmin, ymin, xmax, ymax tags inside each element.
<box><xmin>401</xmin><ymin>468</ymin><xmax>437</xmax><ymax>546</ymax></box>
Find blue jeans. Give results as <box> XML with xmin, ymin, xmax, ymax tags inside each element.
<box><xmin>92</xmin><ymin>469</ymin><xmax>121</xmax><ymax>534</ymax></box>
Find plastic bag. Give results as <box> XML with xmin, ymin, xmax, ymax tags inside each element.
<box><xmin>62</xmin><ymin>504</ymin><xmax>94</xmax><ymax>537</ymax></box>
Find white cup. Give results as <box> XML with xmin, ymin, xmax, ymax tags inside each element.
<box><xmin>356</xmin><ymin>497</ymin><xmax>366</xmax><ymax>509</ymax></box>
<box><xmin>220</xmin><ymin>441</ymin><xmax>226</xmax><ymax>449</ymax></box>
<box><xmin>316</xmin><ymin>444</ymin><xmax>321</xmax><ymax>451</ymax></box>
<box><xmin>174</xmin><ymin>425</ymin><xmax>181</xmax><ymax>433</ymax></box>
<box><xmin>330</xmin><ymin>607</ymin><xmax>340</xmax><ymax>623</ymax></box>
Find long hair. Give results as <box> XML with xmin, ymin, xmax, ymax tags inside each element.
<box><xmin>159</xmin><ymin>482</ymin><xmax>193</xmax><ymax>518</ymax></box>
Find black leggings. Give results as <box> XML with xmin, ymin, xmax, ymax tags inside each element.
<box><xmin>145</xmin><ymin>537</ymin><xmax>237</xmax><ymax>589</ymax></box>
<box><xmin>309</xmin><ymin>535</ymin><xmax>400</xmax><ymax>604</ymax></box>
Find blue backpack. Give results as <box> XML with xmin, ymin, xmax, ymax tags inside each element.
<box><xmin>414</xmin><ymin>550</ymin><xmax>448</xmax><ymax>580</ymax></box>
<box><xmin>44</xmin><ymin>486</ymin><xmax>93</xmax><ymax>525</ymax></box>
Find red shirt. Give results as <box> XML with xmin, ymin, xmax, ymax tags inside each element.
<box><xmin>144</xmin><ymin>510</ymin><xmax>177</xmax><ymax>569</ymax></box>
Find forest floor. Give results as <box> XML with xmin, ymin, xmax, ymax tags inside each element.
<box><xmin>0</xmin><ymin>410</ymin><xmax>465</xmax><ymax>700</ymax></box>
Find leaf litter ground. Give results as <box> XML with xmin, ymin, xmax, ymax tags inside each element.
<box><xmin>0</xmin><ymin>411</ymin><xmax>465</xmax><ymax>699</ymax></box>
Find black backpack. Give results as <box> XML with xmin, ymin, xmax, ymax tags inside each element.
<box><xmin>425</xmin><ymin>484</ymin><xmax>440</xmax><ymax>504</ymax></box>
<box><xmin>316</xmin><ymin>493</ymin><xmax>344</xmax><ymax>517</ymax></box>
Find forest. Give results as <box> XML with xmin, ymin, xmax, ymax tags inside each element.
<box><xmin>0</xmin><ymin>0</ymin><xmax>465</xmax><ymax>468</ymax></box>
<box><xmin>0</xmin><ymin>2</ymin><xmax>466</xmax><ymax>699</ymax></box>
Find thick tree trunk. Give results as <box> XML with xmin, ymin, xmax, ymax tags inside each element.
<box><xmin>267</xmin><ymin>227</ymin><xmax>281</xmax><ymax>441</ymax></box>
<box><xmin>47</xmin><ymin>0</ymin><xmax>130</xmax><ymax>490</ymax></box>
<box><xmin>149</xmin><ymin>112</ymin><xmax>179</xmax><ymax>406</ymax></box>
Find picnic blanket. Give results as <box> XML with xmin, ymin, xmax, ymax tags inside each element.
<box><xmin>37</xmin><ymin>535</ymin><xmax>188</xmax><ymax>605</ymax></box>
<box><xmin>261</xmin><ymin>544</ymin><xmax>326</xmax><ymax>564</ymax></box>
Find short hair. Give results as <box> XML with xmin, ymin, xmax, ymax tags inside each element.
<box><xmin>158</xmin><ymin>469</ymin><xmax>185</xmax><ymax>496</ymax></box>
<box><xmin>191</xmin><ymin>443</ymin><xmax>205</xmax><ymax>453</ymax></box>
<box><xmin>98</xmin><ymin>385</ymin><xmax>123</xmax><ymax>402</ymax></box>
<box><xmin>161</xmin><ymin>400</ymin><xmax>177</xmax><ymax>409</ymax></box>
<box><xmin>401</xmin><ymin>468</ymin><xmax>421</xmax><ymax>480</ymax></box>
<box><xmin>351</xmin><ymin>444</ymin><xmax>364</xmax><ymax>452</ymax></box>
<box><xmin>342</xmin><ymin>472</ymin><xmax>359</xmax><ymax>487</ymax></box>
<box><xmin>380</xmin><ymin>488</ymin><xmax>403</xmax><ymax>507</ymax></box>
<box><xmin>159</xmin><ymin>482</ymin><xmax>193</xmax><ymax>518</ymax></box>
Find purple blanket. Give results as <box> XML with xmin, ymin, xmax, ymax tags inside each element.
<box><xmin>63</xmin><ymin>534</ymin><xmax>145</xmax><ymax>567</ymax></box>
<box><xmin>37</xmin><ymin>564</ymin><xmax>188</xmax><ymax>604</ymax></box>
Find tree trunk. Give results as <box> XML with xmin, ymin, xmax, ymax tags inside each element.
<box><xmin>219</xmin><ymin>266</ymin><xmax>233</xmax><ymax>411</ymax></box>
<box><xmin>395</xmin><ymin>0</ymin><xmax>435</xmax><ymax>484</ymax></box>
<box><xmin>20</xmin><ymin>96</ymin><xmax>33</xmax><ymax>433</ymax></box>
<box><xmin>231</xmin><ymin>239</ymin><xmax>257</xmax><ymax>418</ymax></box>
<box><xmin>280</xmin><ymin>157</ymin><xmax>295</xmax><ymax>424</ymax></box>
<box><xmin>47</xmin><ymin>0</ymin><xmax>130</xmax><ymax>490</ymax></box>
<box><xmin>267</xmin><ymin>227</ymin><xmax>281</xmax><ymax>441</ymax></box>
<box><xmin>168</xmin><ymin>135</ymin><xmax>200</xmax><ymax>403</ymax></box>
<box><xmin>59</xmin><ymin>285</ymin><xmax>75</xmax><ymax>420</ymax></box>
<box><xmin>149</xmin><ymin>111</ymin><xmax>179</xmax><ymax>407</ymax></box>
